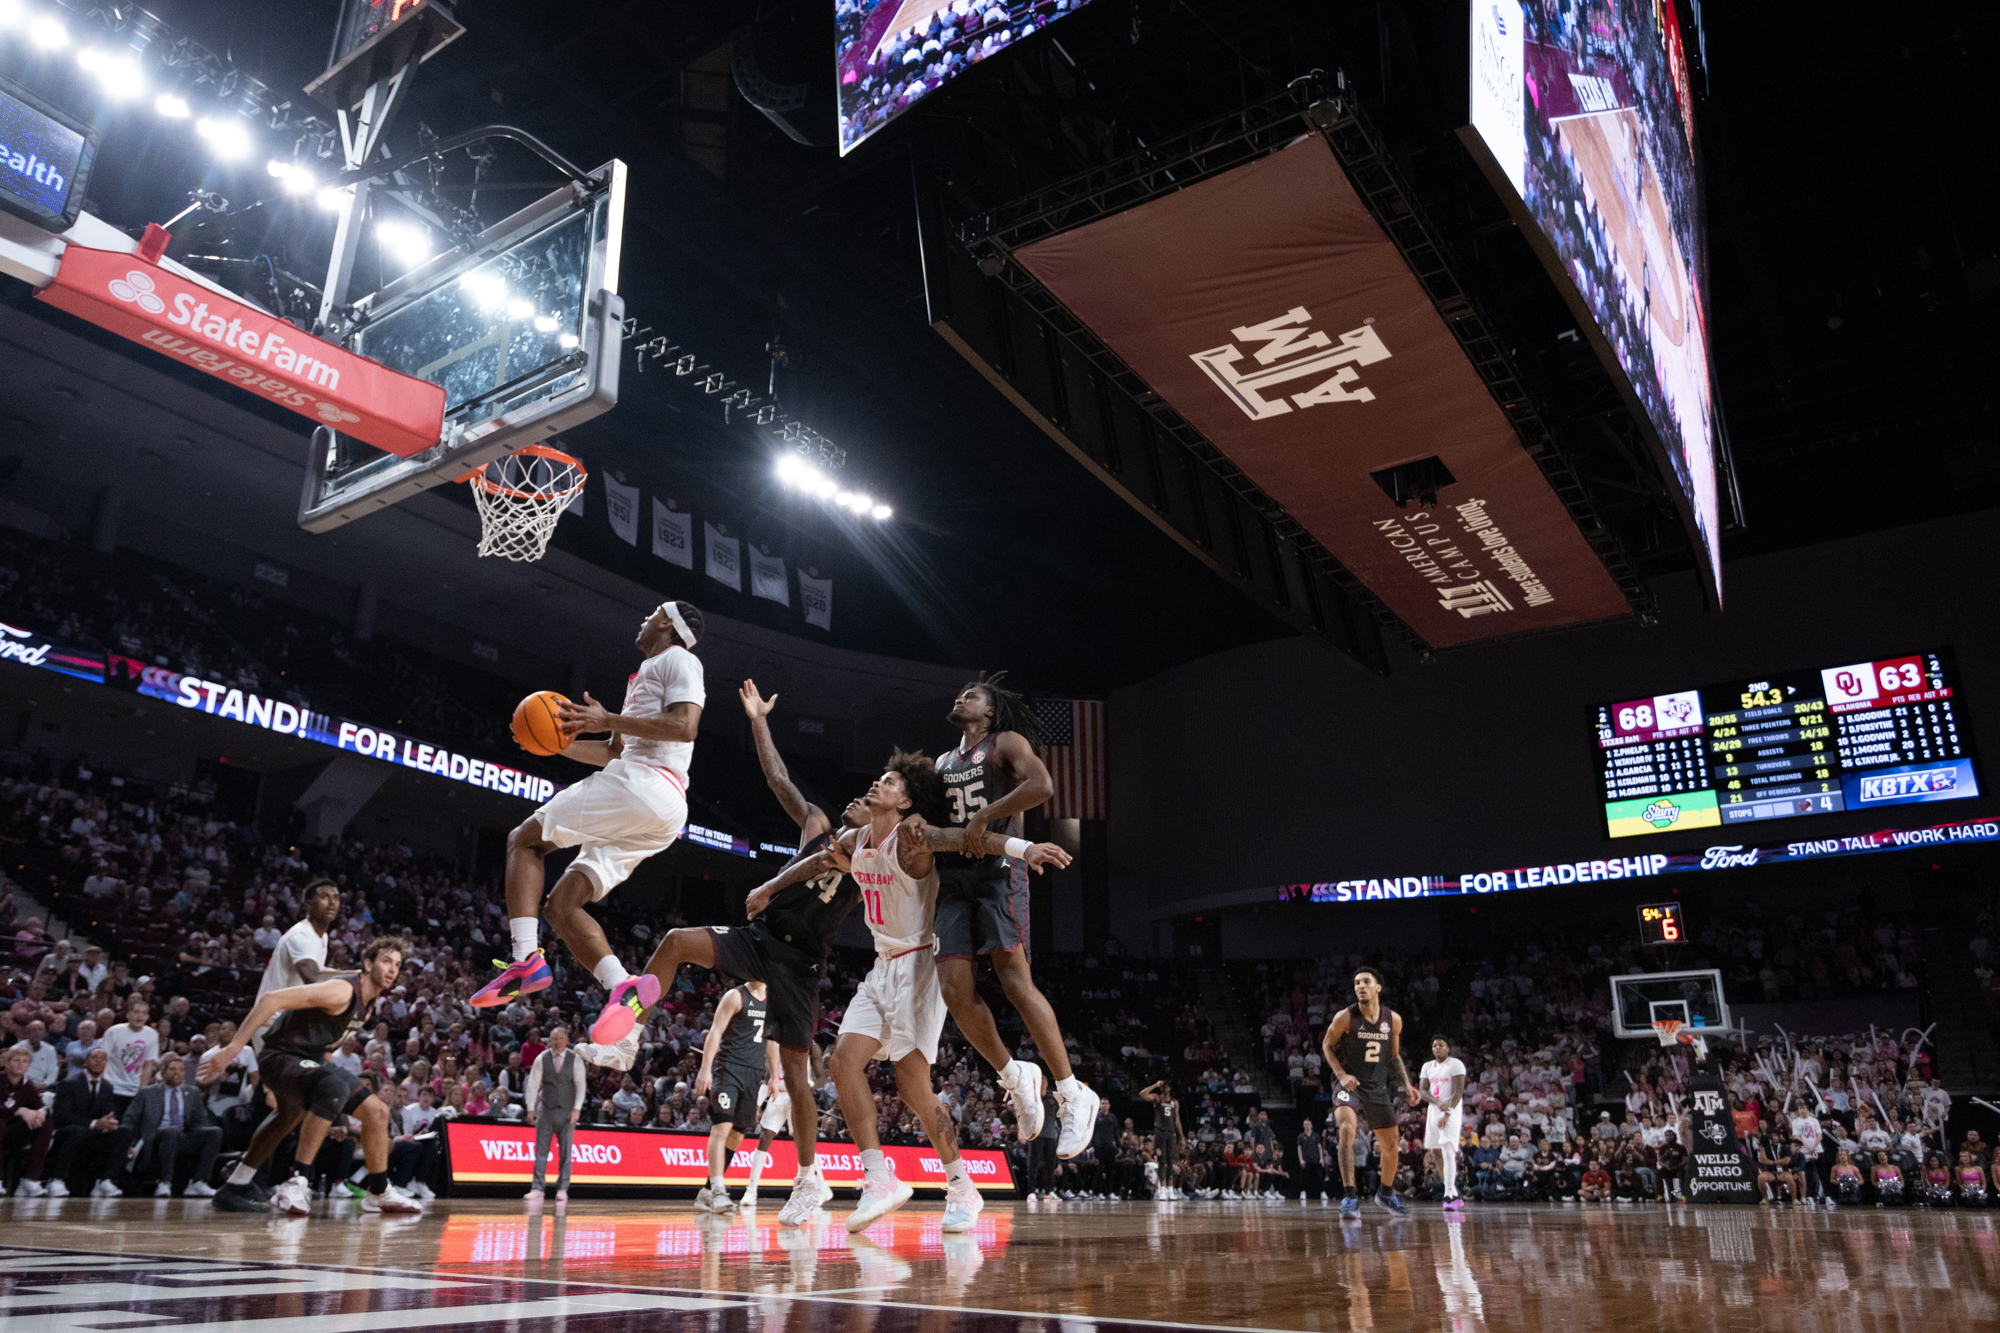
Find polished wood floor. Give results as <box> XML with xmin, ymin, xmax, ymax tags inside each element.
<box><xmin>3</xmin><ymin>1194</ymin><xmax>1997</xmax><ymax>1333</ymax></box>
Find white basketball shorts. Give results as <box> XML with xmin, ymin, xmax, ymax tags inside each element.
<box><xmin>528</xmin><ymin>756</ymin><xmax>687</xmax><ymax>900</ymax></box>
<box><xmin>1425</xmin><ymin>1106</ymin><xmax>1464</xmax><ymax>1150</ymax></box>
<box><xmin>837</xmin><ymin>946</ymin><xmax>946</xmax><ymax>1065</ymax></box>
<box><xmin>758</xmin><ymin>1079</ymin><xmax>790</xmax><ymax>1135</ymax></box>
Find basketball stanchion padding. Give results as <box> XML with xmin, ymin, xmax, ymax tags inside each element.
<box><xmin>512</xmin><ymin>689</ymin><xmax>571</xmax><ymax>755</ymax></box>
<box><xmin>460</xmin><ymin>444</ymin><xmax>587</xmax><ymax>562</ymax></box>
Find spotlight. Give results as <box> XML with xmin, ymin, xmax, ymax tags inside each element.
<box><xmin>265</xmin><ymin>159</ymin><xmax>290</xmax><ymax>178</ymax></box>
<box><xmin>78</xmin><ymin>49</ymin><xmax>141</xmax><ymax>95</ymax></box>
<box><xmin>196</xmin><ymin>117</ymin><xmax>251</xmax><ymax>159</ymax></box>
<box><xmin>506</xmin><ymin>298</ymin><xmax>534</xmax><ymax>320</ymax></box>
<box><xmin>775</xmin><ymin>454</ymin><xmax>804</xmax><ymax>485</ymax></box>
<box><xmin>871</xmin><ymin>504</ymin><xmax>892</xmax><ymax>521</ymax></box>
<box><xmin>315</xmin><ymin>185</ymin><xmax>349</xmax><ymax>211</ymax></box>
<box><xmin>814</xmin><ymin>478</ymin><xmax>836</xmax><ymax>499</ymax></box>
<box><xmin>849</xmin><ymin>493</ymin><xmax>873</xmax><ymax>512</ymax></box>
<box><xmin>532</xmin><ymin>314</ymin><xmax>558</xmax><ymax>333</ymax></box>
<box><xmin>29</xmin><ymin>17</ymin><xmax>69</xmax><ymax>49</ymax></box>
<box><xmin>154</xmin><ymin>93</ymin><xmax>190</xmax><ymax>118</ymax></box>
<box><xmin>557</xmin><ymin>332</ymin><xmax>581</xmax><ymax>349</ymax></box>
<box><xmin>459</xmin><ymin>271</ymin><xmax>506</xmax><ymax>308</ymax></box>
<box><xmin>375</xmin><ymin>220</ymin><xmax>430</xmax><ymax>266</ymax></box>
<box><xmin>833</xmin><ymin>490</ymin><xmax>851</xmax><ymax>507</ymax></box>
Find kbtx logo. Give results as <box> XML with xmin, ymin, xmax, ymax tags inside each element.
<box><xmin>1191</xmin><ymin>307</ymin><xmax>1391</xmax><ymax>421</ymax></box>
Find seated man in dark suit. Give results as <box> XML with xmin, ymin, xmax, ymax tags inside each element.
<box><xmin>49</xmin><ymin>1048</ymin><xmax>132</xmax><ymax>1197</ymax></box>
<box><xmin>120</xmin><ymin>1055</ymin><xmax>221</xmax><ymax>1197</ymax></box>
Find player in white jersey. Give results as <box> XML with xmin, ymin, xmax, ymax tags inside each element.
<box><xmin>475</xmin><ymin>602</ymin><xmax>706</xmax><ymax>1063</ymax></box>
<box><xmin>1419</xmin><ymin>1036</ymin><xmax>1468</xmax><ymax>1210</ymax></box>
<box><xmin>812</xmin><ymin>751</ymin><xmax>1070</xmax><ymax>1233</ymax></box>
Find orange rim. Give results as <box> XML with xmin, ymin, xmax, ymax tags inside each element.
<box><xmin>455</xmin><ymin>443</ymin><xmax>588</xmax><ymax>500</ymax></box>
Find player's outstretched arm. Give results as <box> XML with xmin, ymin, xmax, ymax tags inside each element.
<box><xmin>200</xmin><ymin>978</ymin><xmax>353</xmax><ymax>1080</ymax></box>
<box><xmin>559</xmin><ymin>693</ymin><xmax>702</xmax><ymax>744</ymax></box>
<box><xmin>741</xmin><ymin>680</ymin><xmax>831</xmax><ymax>838</ymax></box>
<box><xmin>743</xmin><ymin>830</ymin><xmax>858</xmax><ymax>918</ymax></box>
<box><xmin>695</xmin><ymin>988</ymin><xmax>743</xmax><ymax>1096</ymax></box>
<box><xmin>907</xmin><ymin>816</ymin><xmax>1072</xmax><ymax>873</ymax></box>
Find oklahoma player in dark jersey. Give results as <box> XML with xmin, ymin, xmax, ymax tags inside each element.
<box><xmin>1321</xmin><ymin>965</ymin><xmax>1419</xmax><ymax>1217</ymax></box>
<box><xmin>693</xmin><ymin>979</ymin><xmax>775</xmax><ymax>1213</ymax></box>
<box><xmin>935</xmin><ymin>674</ymin><xmax>1100</xmax><ymax>1158</ymax></box>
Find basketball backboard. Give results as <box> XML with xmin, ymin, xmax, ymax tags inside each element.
<box><xmin>1608</xmin><ymin>969</ymin><xmax>1729</xmax><ymax>1039</ymax></box>
<box><xmin>297</xmin><ymin>159</ymin><xmax>626</xmax><ymax>532</ymax></box>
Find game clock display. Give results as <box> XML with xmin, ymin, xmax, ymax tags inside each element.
<box><xmin>1638</xmin><ymin>902</ymin><xmax>1684</xmax><ymax>946</ymax></box>
<box><xmin>1595</xmin><ymin>650</ymin><xmax>1979</xmax><ymax>838</ymax></box>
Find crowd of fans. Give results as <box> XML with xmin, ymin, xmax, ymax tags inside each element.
<box><xmin>835</xmin><ymin>0</ymin><xmax>1085</xmax><ymax>149</ymax></box>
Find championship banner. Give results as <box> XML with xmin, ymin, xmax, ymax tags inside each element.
<box><xmin>704</xmin><ymin>522</ymin><xmax>741</xmax><ymax>591</ymax></box>
<box><xmin>1014</xmin><ymin>137</ymin><xmax>1631</xmax><ymax>647</ymax></box>
<box><xmin>36</xmin><ymin>246</ymin><xmax>446</xmax><ymax>458</ymax></box>
<box><xmin>749</xmin><ymin>546</ymin><xmax>789</xmax><ymax>605</ymax></box>
<box><xmin>651</xmin><ymin>498</ymin><xmax>693</xmax><ymax>569</ymax></box>
<box><xmin>800</xmin><ymin>568</ymin><xmax>832</xmax><ymax>631</ymax></box>
<box><xmin>444</xmin><ymin>1120</ymin><xmax>1015</xmax><ymax>1193</ymax></box>
<box><xmin>1274</xmin><ymin>813</ymin><xmax>2000</xmax><ymax>904</ymax></box>
<box><xmin>1685</xmin><ymin>1074</ymin><xmax>1759</xmax><ymax>1203</ymax></box>
<box><xmin>604</xmin><ymin>472</ymin><xmax>640</xmax><ymax>546</ymax></box>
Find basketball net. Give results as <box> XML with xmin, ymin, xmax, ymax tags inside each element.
<box><xmin>461</xmin><ymin>444</ymin><xmax>587</xmax><ymax>562</ymax></box>
<box><xmin>1653</xmin><ymin>1019</ymin><xmax>1706</xmax><ymax>1060</ymax></box>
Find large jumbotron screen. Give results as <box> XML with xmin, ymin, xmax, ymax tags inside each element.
<box><xmin>837</xmin><ymin>0</ymin><xmax>1092</xmax><ymax>155</ymax></box>
<box><xmin>1466</xmin><ymin>0</ymin><xmax>1721</xmax><ymax>603</ymax></box>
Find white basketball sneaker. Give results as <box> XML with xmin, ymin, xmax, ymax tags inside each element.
<box><xmin>1003</xmin><ymin>1061</ymin><xmax>1045</xmax><ymax>1142</ymax></box>
<box><xmin>270</xmin><ymin>1175</ymin><xmax>313</xmax><ymax>1217</ymax></box>
<box><xmin>941</xmin><ymin>1178</ymin><xmax>984</xmax><ymax>1233</ymax></box>
<box><xmin>1055</xmin><ymin>1081</ymin><xmax>1100</xmax><ymax>1159</ymax></box>
<box><xmin>846</xmin><ymin>1171</ymin><xmax>913</xmax><ymax>1233</ymax></box>
<box><xmin>778</xmin><ymin>1169</ymin><xmax>832</xmax><ymax>1227</ymax></box>
<box><xmin>362</xmin><ymin>1183</ymin><xmax>424</xmax><ymax>1214</ymax></box>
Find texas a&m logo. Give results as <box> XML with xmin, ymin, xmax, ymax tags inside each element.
<box><xmin>1692</xmin><ymin>1090</ymin><xmax>1725</xmax><ymax>1115</ymax></box>
<box><xmin>1191</xmin><ymin>307</ymin><xmax>1392</xmax><ymax>421</ymax></box>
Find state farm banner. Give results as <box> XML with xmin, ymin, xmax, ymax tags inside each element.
<box><xmin>1014</xmin><ymin>137</ymin><xmax>1630</xmax><ymax>647</ymax></box>
<box><xmin>444</xmin><ymin>1119</ymin><xmax>1015</xmax><ymax>1193</ymax></box>
<box><xmin>36</xmin><ymin>247</ymin><xmax>446</xmax><ymax>459</ymax></box>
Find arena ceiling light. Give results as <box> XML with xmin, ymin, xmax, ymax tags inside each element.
<box><xmin>27</xmin><ymin>15</ymin><xmax>67</xmax><ymax>49</ymax></box>
<box><xmin>267</xmin><ymin>160</ymin><xmax>318</xmax><ymax>195</ymax></box>
<box><xmin>375</xmin><ymin>218</ymin><xmax>431</xmax><ymax>267</ymax></box>
<box><xmin>154</xmin><ymin>92</ymin><xmax>190</xmax><ymax>118</ymax></box>
<box><xmin>76</xmin><ymin>47</ymin><xmax>142</xmax><ymax>97</ymax></box>
<box><xmin>775</xmin><ymin>452</ymin><xmax>891</xmax><ymax>520</ymax></box>
<box><xmin>195</xmin><ymin>116</ymin><xmax>252</xmax><ymax>160</ymax></box>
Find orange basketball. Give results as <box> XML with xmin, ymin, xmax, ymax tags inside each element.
<box><xmin>512</xmin><ymin>690</ymin><xmax>570</xmax><ymax>756</ymax></box>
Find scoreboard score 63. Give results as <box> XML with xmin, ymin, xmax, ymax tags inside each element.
<box><xmin>1638</xmin><ymin>902</ymin><xmax>1684</xmax><ymax>946</ymax></box>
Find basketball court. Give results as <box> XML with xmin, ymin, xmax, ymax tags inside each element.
<box><xmin>3</xmin><ymin>1199</ymin><xmax>1994</xmax><ymax>1333</ymax></box>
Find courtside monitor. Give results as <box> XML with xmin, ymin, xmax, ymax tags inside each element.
<box><xmin>1462</xmin><ymin>0</ymin><xmax>1721</xmax><ymax>606</ymax></box>
<box><xmin>298</xmin><ymin>161</ymin><xmax>626</xmax><ymax>531</ymax></box>
<box><xmin>0</xmin><ymin>74</ymin><xmax>97</xmax><ymax>234</ymax></box>
<box><xmin>837</xmin><ymin>0</ymin><xmax>1095</xmax><ymax>155</ymax></box>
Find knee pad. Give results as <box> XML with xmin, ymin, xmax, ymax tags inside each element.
<box><xmin>308</xmin><ymin>1068</ymin><xmax>362</xmax><ymax>1122</ymax></box>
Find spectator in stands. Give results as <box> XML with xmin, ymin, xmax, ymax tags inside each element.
<box><xmin>101</xmin><ymin>999</ymin><xmax>157</xmax><ymax>1113</ymax></box>
<box><xmin>1579</xmin><ymin>1155</ymin><xmax>1612</xmax><ymax>1203</ymax></box>
<box><xmin>2</xmin><ymin>1044</ymin><xmax>53</xmax><ymax>1195</ymax></box>
<box><xmin>118</xmin><ymin>1054</ymin><xmax>220</xmax><ymax>1197</ymax></box>
<box><xmin>11</xmin><ymin>1019</ymin><xmax>57</xmax><ymax>1086</ymax></box>
<box><xmin>47</xmin><ymin>1046</ymin><xmax>128</xmax><ymax>1197</ymax></box>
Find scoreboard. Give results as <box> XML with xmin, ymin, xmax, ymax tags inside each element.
<box><xmin>1638</xmin><ymin>902</ymin><xmax>1684</xmax><ymax>946</ymax></box>
<box><xmin>1594</xmin><ymin>650</ymin><xmax>1979</xmax><ymax>838</ymax></box>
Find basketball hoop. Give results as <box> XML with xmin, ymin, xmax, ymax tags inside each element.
<box><xmin>459</xmin><ymin>444</ymin><xmax>586</xmax><ymax>562</ymax></box>
<box><xmin>1654</xmin><ymin>1019</ymin><xmax>1707</xmax><ymax>1059</ymax></box>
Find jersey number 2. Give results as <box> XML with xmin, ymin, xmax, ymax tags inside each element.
<box><xmin>946</xmin><ymin>782</ymin><xmax>988</xmax><ymax>824</ymax></box>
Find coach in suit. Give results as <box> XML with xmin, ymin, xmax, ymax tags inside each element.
<box><xmin>120</xmin><ymin>1055</ymin><xmax>221</xmax><ymax>1197</ymax></box>
<box><xmin>49</xmin><ymin>1048</ymin><xmax>132</xmax><ymax>1197</ymax></box>
<box><xmin>523</xmin><ymin>1026</ymin><xmax>585</xmax><ymax>1202</ymax></box>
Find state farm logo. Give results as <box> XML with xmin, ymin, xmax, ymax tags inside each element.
<box><xmin>315</xmin><ymin>400</ymin><xmax>360</xmax><ymax>424</ymax></box>
<box><xmin>1191</xmin><ymin>307</ymin><xmax>1391</xmax><ymax>421</ymax></box>
<box><xmin>108</xmin><ymin>269</ymin><xmax>165</xmax><ymax>314</ymax></box>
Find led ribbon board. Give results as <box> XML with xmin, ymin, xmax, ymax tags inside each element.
<box><xmin>0</xmin><ymin>74</ymin><xmax>96</xmax><ymax>234</ymax></box>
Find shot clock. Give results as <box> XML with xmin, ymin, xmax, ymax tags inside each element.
<box><xmin>1638</xmin><ymin>902</ymin><xmax>1684</xmax><ymax>946</ymax></box>
<box><xmin>1595</xmin><ymin>650</ymin><xmax>1979</xmax><ymax>838</ymax></box>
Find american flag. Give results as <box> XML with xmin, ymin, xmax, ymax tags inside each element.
<box><xmin>1031</xmin><ymin>698</ymin><xmax>1107</xmax><ymax>820</ymax></box>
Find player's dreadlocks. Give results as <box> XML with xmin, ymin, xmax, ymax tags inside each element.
<box><xmin>960</xmin><ymin>671</ymin><xmax>1039</xmax><ymax>746</ymax></box>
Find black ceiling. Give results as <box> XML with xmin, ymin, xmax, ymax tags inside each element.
<box><xmin>8</xmin><ymin>0</ymin><xmax>1995</xmax><ymax>695</ymax></box>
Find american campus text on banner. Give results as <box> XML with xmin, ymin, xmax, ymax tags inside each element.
<box><xmin>1278</xmin><ymin>814</ymin><xmax>2000</xmax><ymax>903</ymax></box>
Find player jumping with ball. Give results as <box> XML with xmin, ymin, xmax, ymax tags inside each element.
<box><xmin>473</xmin><ymin>601</ymin><xmax>705</xmax><ymax>1069</ymax></box>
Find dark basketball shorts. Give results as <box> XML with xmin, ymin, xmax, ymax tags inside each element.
<box><xmin>707</xmin><ymin>923</ymin><xmax>819</xmax><ymax>1049</ymax></box>
<box><xmin>712</xmin><ymin>1068</ymin><xmax>764</xmax><ymax>1133</ymax></box>
<box><xmin>262</xmin><ymin>1052</ymin><xmax>369</xmax><ymax>1120</ymax></box>
<box><xmin>1332</xmin><ymin>1085</ymin><xmax>1399</xmax><ymax>1132</ymax></box>
<box><xmin>935</xmin><ymin>863</ymin><xmax>1030</xmax><ymax>958</ymax></box>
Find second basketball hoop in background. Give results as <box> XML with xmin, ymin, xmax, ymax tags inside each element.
<box><xmin>462</xmin><ymin>444</ymin><xmax>587</xmax><ymax>562</ymax></box>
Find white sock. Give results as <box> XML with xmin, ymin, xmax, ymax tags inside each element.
<box><xmin>709</xmin><ymin>1173</ymin><xmax>725</xmax><ymax>1192</ymax></box>
<box><xmin>860</xmin><ymin>1147</ymin><xmax>887</xmax><ymax>1176</ymax></box>
<box><xmin>1056</xmin><ymin>1075</ymin><xmax>1081</xmax><ymax>1098</ymax></box>
<box><xmin>593</xmin><ymin>955</ymin><xmax>632</xmax><ymax>989</ymax></box>
<box><xmin>510</xmin><ymin>918</ymin><xmax>540</xmax><ymax>962</ymax></box>
<box><xmin>944</xmin><ymin>1158</ymin><xmax>971</xmax><ymax>1188</ymax></box>
<box><xmin>998</xmin><ymin>1060</ymin><xmax>1023</xmax><ymax>1089</ymax></box>
<box><xmin>747</xmin><ymin>1151</ymin><xmax>766</xmax><ymax>1187</ymax></box>
<box><xmin>227</xmin><ymin>1164</ymin><xmax>256</xmax><ymax>1186</ymax></box>
<box><xmin>1441</xmin><ymin>1145</ymin><xmax>1459</xmax><ymax>1198</ymax></box>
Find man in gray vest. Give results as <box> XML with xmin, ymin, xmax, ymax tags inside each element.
<box><xmin>524</xmin><ymin>1026</ymin><xmax>585</xmax><ymax>1203</ymax></box>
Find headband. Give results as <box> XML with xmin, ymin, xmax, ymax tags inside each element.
<box><xmin>660</xmin><ymin>601</ymin><xmax>696</xmax><ymax>648</ymax></box>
